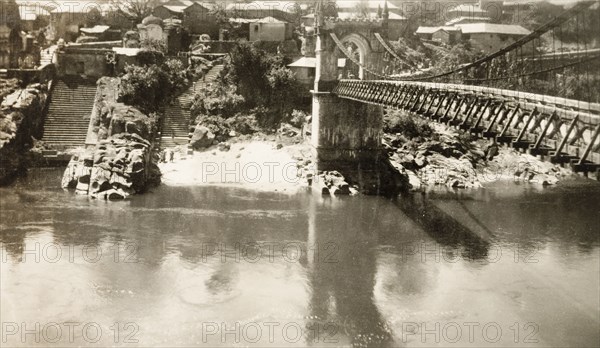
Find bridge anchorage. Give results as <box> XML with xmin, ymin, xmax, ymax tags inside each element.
<box><xmin>311</xmin><ymin>0</ymin><xmax>600</xmax><ymax>188</ymax></box>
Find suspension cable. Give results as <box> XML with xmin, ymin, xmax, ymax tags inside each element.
<box><xmin>374</xmin><ymin>33</ymin><xmax>418</xmax><ymax>69</ymax></box>
<box><xmin>407</xmin><ymin>0</ymin><xmax>597</xmax><ymax>82</ymax></box>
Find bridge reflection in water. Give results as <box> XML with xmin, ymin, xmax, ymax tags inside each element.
<box><xmin>0</xmin><ymin>173</ymin><xmax>599</xmax><ymax>347</ymax></box>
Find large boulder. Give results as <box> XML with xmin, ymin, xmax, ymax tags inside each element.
<box><xmin>62</xmin><ymin>133</ymin><xmax>154</xmax><ymax>199</ymax></box>
<box><xmin>190</xmin><ymin>125</ymin><xmax>215</xmax><ymax>150</ymax></box>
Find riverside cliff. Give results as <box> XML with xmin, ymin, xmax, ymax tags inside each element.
<box><xmin>0</xmin><ymin>80</ymin><xmax>48</xmax><ymax>185</ymax></box>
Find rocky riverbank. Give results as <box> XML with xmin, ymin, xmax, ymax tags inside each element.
<box><xmin>0</xmin><ymin>80</ymin><xmax>48</xmax><ymax>185</ymax></box>
<box><xmin>131</xmin><ymin>108</ymin><xmax>580</xmax><ymax>197</ymax></box>
<box><xmin>62</xmin><ymin>133</ymin><xmax>159</xmax><ymax>199</ymax></box>
<box><xmin>384</xmin><ymin>113</ymin><xmax>574</xmax><ymax>191</ymax></box>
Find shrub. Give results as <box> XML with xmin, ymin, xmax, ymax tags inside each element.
<box><xmin>194</xmin><ymin>114</ymin><xmax>229</xmax><ymax>138</ymax></box>
<box><xmin>119</xmin><ymin>58</ymin><xmax>188</xmax><ymax>113</ymax></box>
<box><xmin>267</xmin><ymin>66</ymin><xmax>305</xmax><ymax>122</ymax></box>
<box><xmin>191</xmin><ymin>83</ymin><xmax>244</xmax><ymax>118</ymax></box>
<box><xmin>141</xmin><ymin>38</ymin><xmax>167</xmax><ymax>54</ymax></box>
<box><xmin>189</xmin><ymin>42</ymin><xmax>308</xmax><ymax>132</ymax></box>
<box><xmin>290</xmin><ymin>109</ymin><xmax>308</xmax><ymax>128</ymax></box>
<box><xmin>225</xmin><ymin>113</ymin><xmax>259</xmax><ymax>135</ymax></box>
<box><xmin>137</xmin><ymin>50</ymin><xmax>165</xmax><ymax>65</ymax></box>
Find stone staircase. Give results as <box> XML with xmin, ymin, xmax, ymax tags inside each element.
<box><xmin>200</xmin><ymin>64</ymin><xmax>224</xmax><ymax>86</ymax></box>
<box><xmin>160</xmin><ymin>64</ymin><xmax>224</xmax><ymax>149</ymax></box>
<box><xmin>41</xmin><ymin>76</ymin><xmax>97</xmax><ymax>150</ymax></box>
<box><xmin>39</xmin><ymin>45</ymin><xmax>57</xmax><ymax>67</ymax></box>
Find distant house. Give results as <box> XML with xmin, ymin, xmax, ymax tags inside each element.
<box><xmin>227</xmin><ymin>17</ymin><xmax>257</xmax><ymax>41</ymax></box>
<box><xmin>445</xmin><ymin>16</ymin><xmax>491</xmax><ymax>26</ymax></box>
<box><xmin>288</xmin><ymin>56</ymin><xmax>346</xmax><ymax>86</ymax></box>
<box><xmin>455</xmin><ymin>23</ymin><xmax>531</xmax><ymax>53</ymax></box>
<box><xmin>154</xmin><ymin>1</ymin><xmax>220</xmax><ymax>38</ymax></box>
<box><xmin>47</xmin><ymin>3</ymin><xmax>112</xmax><ymax>42</ymax></box>
<box><xmin>416</xmin><ymin>26</ymin><xmax>462</xmax><ymax>44</ymax></box>
<box><xmin>447</xmin><ymin>0</ymin><xmax>503</xmax><ymax>23</ymax></box>
<box><xmin>153</xmin><ymin>1</ymin><xmax>189</xmax><ymax>20</ymax></box>
<box><xmin>183</xmin><ymin>2</ymin><xmax>219</xmax><ymax>38</ymax></box>
<box><xmin>137</xmin><ymin>15</ymin><xmax>164</xmax><ymax>43</ymax></box>
<box><xmin>249</xmin><ymin>16</ymin><xmax>292</xmax><ymax>42</ymax></box>
<box><xmin>226</xmin><ymin>1</ymin><xmax>305</xmax><ymax>22</ymax></box>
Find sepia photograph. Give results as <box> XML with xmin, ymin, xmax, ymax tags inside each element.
<box><xmin>0</xmin><ymin>0</ymin><xmax>599</xmax><ymax>346</ymax></box>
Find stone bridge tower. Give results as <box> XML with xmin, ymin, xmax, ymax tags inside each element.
<box><xmin>311</xmin><ymin>1</ymin><xmax>401</xmax><ymax>193</ymax></box>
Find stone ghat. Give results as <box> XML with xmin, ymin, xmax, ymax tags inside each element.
<box><xmin>62</xmin><ymin>133</ymin><xmax>158</xmax><ymax>200</ymax></box>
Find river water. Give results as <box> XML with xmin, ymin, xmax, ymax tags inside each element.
<box><xmin>1</xmin><ymin>168</ymin><xmax>599</xmax><ymax>347</ymax></box>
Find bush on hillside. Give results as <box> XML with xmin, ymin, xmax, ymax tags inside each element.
<box><xmin>193</xmin><ymin>42</ymin><xmax>307</xmax><ymax>129</ymax></box>
<box><xmin>191</xmin><ymin>83</ymin><xmax>244</xmax><ymax>118</ymax></box>
<box><xmin>119</xmin><ymin>58</ymin><xmax>188</xmax><ymax>113</ymax></box>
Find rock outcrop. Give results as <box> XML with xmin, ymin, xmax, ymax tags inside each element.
<box><xmin>62</xmin><ymin>77</ymin><xmax>160</xmax><ymax>199</ymax></box>
<box><xmin>190</xmin><ymin>125</ymin><xmax>215</xmax><ymax>149</ymax></box>
<box><xmin>0</xmin><ymin>82</ymin><xmax>47</xmax><ymax>184</ymax></box>
<box><xmin>385</xmin><ymin>122</ymin><xmax>571</xmax><ymax>190</ymax></box>
<box><xmin>62</xmin><ymin>133</ymin><xmax>158</xmax><ymax>200</ymax></box>
<box><xmin>313</xmin><ymin>171</ymin><xmax>357</xmax><ymax>196</ymax></box>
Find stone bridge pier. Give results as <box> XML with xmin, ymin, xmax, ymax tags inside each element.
<box><xmin>311</xmin><ymin>22</ymin><xmax>403</xmax><ymax>194</ymax></box>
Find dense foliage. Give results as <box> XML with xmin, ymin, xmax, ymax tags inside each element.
<box><xmin>191</xmin><ymin>42</ymin><xmax>308</xmax><ymax>129</ymax></box>
<box><xmin>119</xmin><ymin>58</ymin><xmax>188</xmax><ymax>113</ymax></box>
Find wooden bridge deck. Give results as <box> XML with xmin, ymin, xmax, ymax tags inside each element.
<box><xmin>333</xmin><ymin>79</ymin><xmax>600</xmax><ymax>178</ymax></box>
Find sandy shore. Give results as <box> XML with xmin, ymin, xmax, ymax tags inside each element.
<box><xmin>158</xmin><ymin>141</ymin><xmax>314</xmax><ymax>193</ymax></box>
<box><xmin>158</xmin><ymin>137</ymin><xmax>581</xmax><ymax>195</ymax></box>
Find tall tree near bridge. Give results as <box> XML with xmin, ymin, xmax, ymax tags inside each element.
<box><xmin>110</xmin><ymin>0</ymin><xmax>158</xmax><ymax>24</ymax></box>
<box><xmin>354</xmin><ymin>0</ymin><xmax>370</xmax><ymax>18</ymax></box>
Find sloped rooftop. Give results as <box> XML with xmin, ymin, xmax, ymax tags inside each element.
<box><xmin>456</xmin><ymin>23</ymin><xmax>531</xmax><ymax>35</ymax></box>
<box><xmin>288</xmin><ymin>57</ymin><xmax>346</xmax><ymax>68</ymax></box>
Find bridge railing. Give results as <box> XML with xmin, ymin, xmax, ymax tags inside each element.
<box><xmin>333</xmin><ymin>79</ymin><xmax>600</xmax><ymax>174</ymax></box>
<box><xmin>336</xmin><ymin>79</ymin><xmax>600</xmax><ymax>119</ymax></box>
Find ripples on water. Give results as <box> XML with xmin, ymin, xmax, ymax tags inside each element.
<box><xmin>1</xmin><ymin>168</ymin><xmax>599</xmax><ymax>347</ymax></box>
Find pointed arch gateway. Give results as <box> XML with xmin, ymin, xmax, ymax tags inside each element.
<box><xmin>334</xmin><ymin>32</ymin><xmax>372</xmax><ymax>80</ymax></box>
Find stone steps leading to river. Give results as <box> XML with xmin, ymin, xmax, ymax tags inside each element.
<box><xmin>160</xmin><ymin>64</ymin><xmax>224</xmax><ymax>149</ymax></box>
<box><xmin>41</xmin><ymin>76</ymin><xmax>97</xmax><ymax>150</ymax></box>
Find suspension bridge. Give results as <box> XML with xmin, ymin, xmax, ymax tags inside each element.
<box><xmin>310</xmin><ymin>0</ymin><xmax>600</xmax><ymax>181</ymax></box>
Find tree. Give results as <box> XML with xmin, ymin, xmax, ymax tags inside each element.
<box><xmin>211</xmin><ymin>6</ymin><xmax>230</xmax><ymax>26</ymax></box>
<box><xmin>225</xmin><ymin>43</ymin><xmax>273</xmax><ymax>106</ymax></box>
<box><xmin>110</xmin><ymin>0</ymin><xmax>157</xmax><ymax>25</ymax></box>
<box><xmin>267</xmin><ymin>66</ymin><xmax>304</xmax><ymax>123</ymax></box>
<box><xmin>85</xmin><ymin>7</ymin><xmax>104</xmax><ymax>27</ymax></box>
<box><xmin>119</xmin><ymin>58</ymin><xmax>189</xmax><ymax>113</ymax></box>
<box><xmin>322</xmin><ymin>1</ymin><xmax>338</xmax><ymax>18</ymax></box>
<box><xmin>354</xmin><ymin>0</ymin><xmax>370</xmax><ymax>18</ymax></box>
<box><xmin>0</xmin><ymin>0</ymin><xmax>21</xmax><ymax>30</ymax></box>
<box><xmin>193</xmin><ymin>42</ymin><xmax>307</xmax><ymax>128</ymax></box>
<box><xmin>288</xmin><ymin>3</ymin><xmax>303</xmax><ymax>26</ymax></box>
